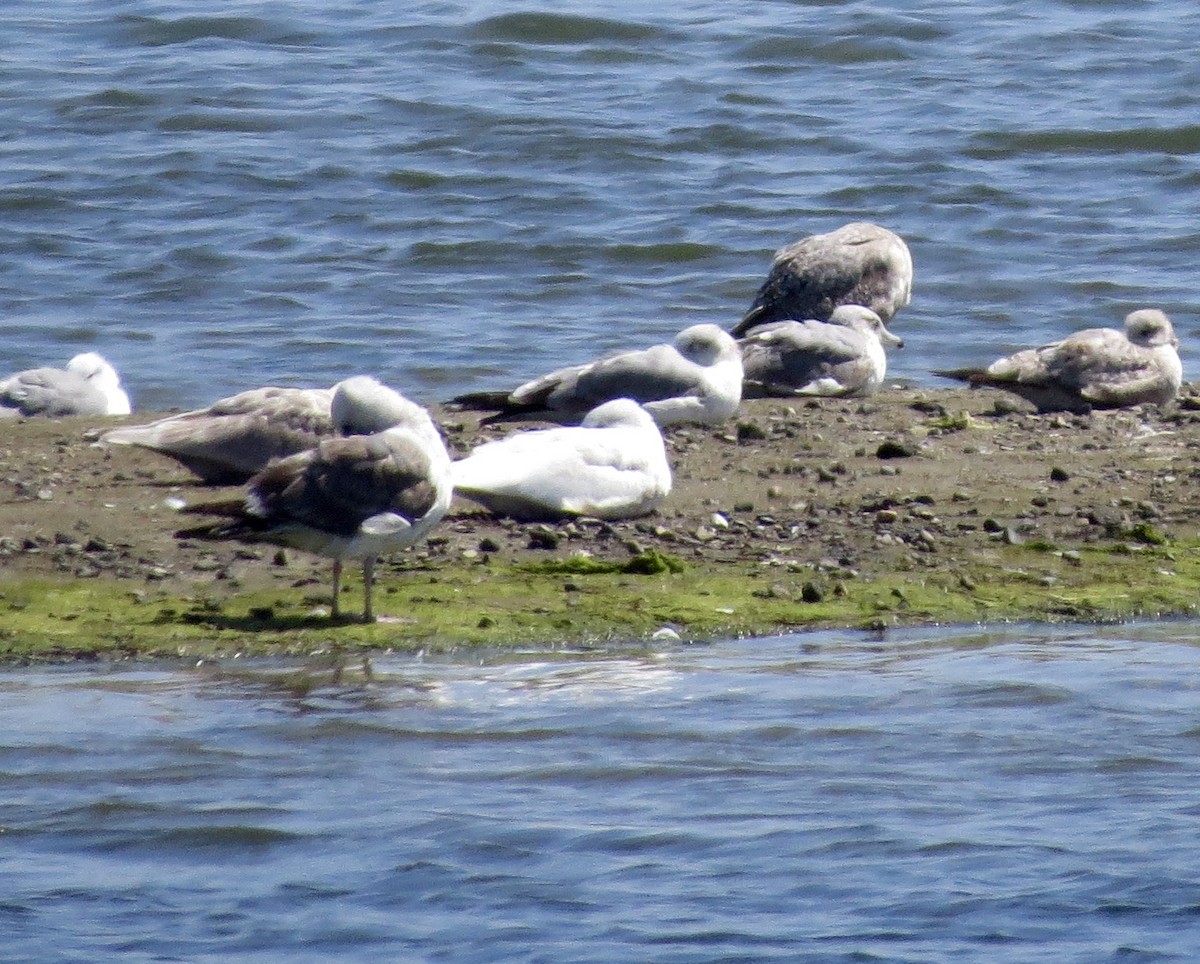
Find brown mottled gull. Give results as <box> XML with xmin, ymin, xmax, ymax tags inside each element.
<box><xmin>102</xmin><ymin>376</ymin><xmax>412</xmax><ymax>484</ymax></box>
<box><xmin>732</xmin><ymin>222</ymin><xmax>913</xmax><ymax>338</ymax></box>
<box><xmin>933</xmin><ymin>309</ymin><xmax>1182</xmax><ymax>413</ymax></box>
<box><xmin>175</xmin><ymin>381</ymin><xmax>452</xmax><ymax>622</ymax></box>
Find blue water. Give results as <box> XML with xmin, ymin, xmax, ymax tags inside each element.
<box><xmin>5</xmin><ymin>623</ymin><xmax>1200</xmax><ymax>961</ymax></box>
<box><xmin>7</xmin><ymin>4</ymin><xmax>1200</xmax><ymax>958</ymax></box>
<box><xmin>2</xmin><ymin>1</ymin><xmax>1199</xmax><ymax>411</ymax></box>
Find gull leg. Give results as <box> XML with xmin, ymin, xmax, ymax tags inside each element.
<box><xmin>362</xmin><ymin>557</ymin><xmax>376</xmax><ymax>623</ymax></box>
<box><xmin>331</xmin><ymin>558</ymin><xmax>343</xmax><ymax>619</ymax></box>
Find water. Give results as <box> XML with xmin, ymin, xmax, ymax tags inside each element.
<box><xmin>3</xmin><ymin>623</ymin><xmax>1200</xmax><ymax>961</ymax></box>
<box><xmin>2</xmin><ymin>1</ymin><xmax>1199</xmax><ymax>411</ymax></box>
<box><xmin>7</xmin><ymin>6</ymin><xmax>1200</xmax><ymax>957</ymax></box>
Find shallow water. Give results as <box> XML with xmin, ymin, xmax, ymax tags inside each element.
<box><xmin>5</xmin><ymin>622</ymin><xmax>1200</xmax><ymax>961</ymax></box>
<box><xmin>3</xmin><ymin>1</ymin><xmax>1199</xmax><ymax>409</ymax></box>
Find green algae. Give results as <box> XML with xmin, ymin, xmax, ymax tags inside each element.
<box><xmin>3</xmin><ymin>539</ymin><xmax>1200</xmax><ymax>664</ymax></box>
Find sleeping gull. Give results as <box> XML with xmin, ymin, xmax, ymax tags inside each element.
<box><xmin>739</xmin><ymin>304</ymin><xmax>904</xmax><ymax>398</ymax></box>
<box><xmin>732</xmin><ymin>222</ymin><xmax>913</xmax><ymax>337</ymax></box>
<box><xmin>175</xmin><ymin>381</ymin><xmax>452</xmax><ymax>622</ymax></box>
<box><xmin>450</xmin><ymin>398</ymin><xmax>671</xmax><ymax>521</ymax></box>
<box><xmin>449</xmin><ymin>323</ymin><xmax>743</xmax><ymax>427</ymax></box>
<box><xmin>102</xmin><ymin>376</ymin><xmax>412</xmax><ymax>484</ymax></box>
<box><xmin>933</xmin><ymin>309</ymin><xmax>1182</xmax><ymax>413</ymax></box>
<box><xmin>0</xmin><ymin>352</ymin><xmax>131</xmax><ymax>418</ymax></box>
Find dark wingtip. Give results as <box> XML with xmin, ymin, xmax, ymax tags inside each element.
<box><xmin>446</xmin><ymin>390</ymin><xmax>512</xmax><ymax>411</ymax></box>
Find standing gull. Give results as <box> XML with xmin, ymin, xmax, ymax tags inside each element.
<box><xmin>102</xmin><ymin>376</ymin><xmax>410</xmax><ymax>484</ymax></box>
<box><xmin>450</xmin><ymin>398</ymin><xmax>671</xmax><ymax>521</ymax></box>
<box><xmin>933</xmin><ymin>309</ymin><xmax>1182</xmax><ymax>413</ymax></box>
<box><xmin>449</xmin><ymin>323</ymin><xmax>743</xmax><ymax>427</ymax></box>
<box><xmin>176</xmin><ymin>381</ymin><xmax>452</xmax><ymax>622</ymax></box>
<box><xmin>732</xmin><ymin>222</ymin><xmax>913</xmax><ymax>337</ymax></box>
<box><xmin>739</xmin><ymin>304</ymin><xmax>904</xmax><ymax>398</ymax></box>
<box><xmin>1</xmin><ymin>352</ymin><xmax>131</xmax><ymax>418</ymax></box>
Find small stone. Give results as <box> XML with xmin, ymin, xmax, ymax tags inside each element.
<box><xmin>800</xmin><ymin>581</ymin><xmax>825</xmax><ymax>603</ymax></box>
<box><xmin>527</xmin><ymin>527</ymin><xmax>560</xmax><ymax>550</ymax></box>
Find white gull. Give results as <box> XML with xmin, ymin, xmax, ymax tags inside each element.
<box><xmin>449</xmin><ymin>323</ymin><xmax>742</xmax><ymax>427</ymax></box>
<box><xmin>450</xmin><ymin>398</ymin><xmax>671</xmax><ymax>521</ymax></box>
<box><xmin>1</xmin><ymin>352</ymin><xmax>131</xmax><ymax>418</ymax></box>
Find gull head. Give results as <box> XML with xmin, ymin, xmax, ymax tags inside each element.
<box><xmin>672</xmin><ymin>324</ymin><xmax>741</xmax><ymax>366</ymax></box>
<box><xmin>828</xmin><ymin>305</ymin><xmax>904</xmax><ymax>349</ymax></box>
<box><xmin>1124</xmin><ymin>309</ymin><xmax>1178</xmax><ymax>350</ymax></box>
<box><xmin>581</xmin><ymin>397</ymin><xmax>656</xmax><ymax>430</ymax></box>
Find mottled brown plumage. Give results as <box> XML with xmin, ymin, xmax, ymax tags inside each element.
<box><xmin>934</xmin><ymin>309</ymin><xmax>1182</xmax><ymax>413</ymax></box>
<box><xmin>176</xmin><ymin>386</ymin><xmax>452</xmax><ymax>621</ymax></box>
<box><xmin>733</xmin><ymin>222</ymin><xmax>913</xmax><ymax>338</ymax></box>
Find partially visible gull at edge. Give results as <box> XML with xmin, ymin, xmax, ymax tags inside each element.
<box><xmin>933</xmin><ymin>308</ymin><xmax>1182</xmax><ymax>413</ymax></box>
<box><xmin>102</xmin><ymin>376</ymin><xmax>416</xmax><ymax>484</ymax></box>
<box><xmin>449</xmin><ymin>323</ymin><xmax>743</xmax><ymax>427</ymax></box>
<box><xmin>0</xmin><ymin>352</ymin><xmax>131</xmax><ymax>418</ymax></box>
<box><xmin>732</xmin><ymin>222</ymin><xmax>913</xmax><ymax>338</ymax></box>
<box><xmin>175</xmin><ymin>380</ymin><xmax>452</xmax><ymax>622</ymax></box>
<box><xmin>450</xmin><ymin>398</ymin><xmax>671</xmax><ymax>521</ymax></box>
<box><xmin>739</xmin><ymin>304</ymin><xmax>904</xmax><ymax>398</ymax></box>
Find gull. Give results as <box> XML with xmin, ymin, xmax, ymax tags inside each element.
<box><xmin>102</xmin><ymin>376</ymin><xmax>412</xmax><ymax>484</ymax></box>
<box><xmin>175</xmin><ymin>381</ymin><xmax>452</xmax><ymax>622</ymax></box>
<box><xmin>450</xmin><ymin>398</ymin><xmax>671</xmax><ymax>521</ymax></box>
<box><xmin>449</xmin><ymin>323</ymin><xmax>743</xmax><ymax>427</ymax></box>
<box><xmin>0</xmin><ymin>352</ymin><xmax>131</xmax><ymax>418</ymax></box>
<box><xmin>732</xmin><ymin>222</ymin><xmax>913</xmax><ymax>337</ymax></box>
<box><xmin>933</xmin><ymin>309</ymin><xmax>1182</xmax><ymax>413</ymax></box>
<box><xmin>739</xmin><ymin>304</ymin><xmax>904</xmax><ymax>398</ymax></box>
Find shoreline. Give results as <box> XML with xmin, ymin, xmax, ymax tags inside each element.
<box><xmin>3</xmin><ymin>384</ymin><xmax>1200</xmax><ymax>664</ymax></box>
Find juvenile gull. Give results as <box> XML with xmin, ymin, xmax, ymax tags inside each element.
<box><xmin>0</xmin><ymin>352</ymin><xmax>131</xmax><ymax>418</ymax></box>
<box><xmin>102</xmin><ymin>376</ymin><xmax>410</xmax><ymax>484</ymax></box>
<box><xmin>175</xmin><ymin>381</ymin><xmax>452</xmax><ymax>622</ymax></box>
<box><xmin>739</xmin><ymin>304</ymin><xmax>904</xmax><ymax>398</ymax></box>
<box><xmin>450</xmin><ymin>398</ymin><xmax>671</xmax><ymax>521</ymax></box>
<box><xmin>732</xmin><ymin>222</ymin><xmax>913</xmax><ymax>337</ymax></box>
<box><xmin>449</xmin><ymin>323</ymin><xmax>743</xmax><ymax>427</ymax></box>
<box><xmin>933</xmin><ymin>309</ymin><xmax>1182</xmax><ymax>414</ymax></box>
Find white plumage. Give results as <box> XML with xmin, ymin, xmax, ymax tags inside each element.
<box><xmin>1</xmin><ymin>352</ymin><xmax>131</xmax><ymax>418</ymax></box>
<box><xmin>451</xmin><ymin>398</ymin><xmax>672</xmax><ymax>521</ymax></box>
<box><xmin>450</xmin><ymin>323</ymin><xmax>743</xmax><ymax>427</ymax></box>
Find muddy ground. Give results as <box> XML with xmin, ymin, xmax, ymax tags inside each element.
<box><xmin>2</xmin><ymin>383</ymin><xmax>1200</xmax><ymax>660</ymax></box>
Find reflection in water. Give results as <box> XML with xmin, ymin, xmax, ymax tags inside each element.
<box><xmin>5</xmin><ymin>623</ymin><xmax>1200</xmax><ymax>959</ymax></box>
